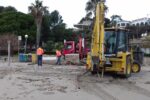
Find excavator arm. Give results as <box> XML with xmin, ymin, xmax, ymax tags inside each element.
<box><xmin>86</xmin><ymin>1</ymin><xmax>105</xmax><ymax>75</ymax></box>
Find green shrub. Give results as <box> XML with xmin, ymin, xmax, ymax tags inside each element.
<box><xmin>44</xmin><ymin>41</ymin><xmax>64</xmax><ymax>53</ymax></box>
<box><xmin>44</xmin><ymin>40</ymin><xmax>55</xmax><ymax>52</ymax></box>
<box><xmin>54</xmin><ymin>42</ymin><xmax>63</xmax><ymax>50</ymax></box>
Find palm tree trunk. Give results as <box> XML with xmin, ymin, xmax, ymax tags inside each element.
<box><xmin>36</xmin><ymin>23</ymin><xmax>41</xmax><ymax>48</ymax></box>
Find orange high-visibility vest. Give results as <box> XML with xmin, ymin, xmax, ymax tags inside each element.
<box><xmin>56</xmin><ymin>50</ymin><xmax>61</xmax><ymax>57</ymax></box>
<box><xmin>37</xmin><ymin>48</ymin><xmax>44</xmax><ymax>55</ymax></box>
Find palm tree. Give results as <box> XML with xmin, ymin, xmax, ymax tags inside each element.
<box><xmin>28</xmin><ymin>0</ymin><xmax>47</xmax><ymax>48</ymax></box>
<box><xmin>85</xmin><ymin>0</ymin><xmax>107</xmax><ymax>18</ymax></box>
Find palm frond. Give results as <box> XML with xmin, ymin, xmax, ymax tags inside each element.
<box><xmin>85</xmin><ymin>12</ymin><xmax>92</xmax><ymax>18</ymax></box>
<box><xmin>85</xmin><ymin>1</ymin><xmax>94</xmax><ymax>12</ymax></box>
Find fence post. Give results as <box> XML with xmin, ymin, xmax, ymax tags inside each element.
<box><xmin>8</xmin><ymin>40</ymin><xmax>11</xmax><ymax>66</ymax></box>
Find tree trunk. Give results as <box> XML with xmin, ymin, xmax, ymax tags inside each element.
<box><xmin>36</xmin><ymin>23</ymin><xmax>41</xmax><ymax>48</ymax></box>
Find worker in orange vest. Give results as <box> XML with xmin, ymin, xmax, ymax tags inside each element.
<box><xmin>36</xmin><ymin>47</ymin><xmax>44</xmax><ymax>66</ymax></box>
<box><xmin>56</xmin><ymin>49</ymin><xmax>62</xmax><ymax>65</ymax></box>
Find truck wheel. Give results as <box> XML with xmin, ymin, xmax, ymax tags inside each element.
<box><xmin>132</xmin><ymin>62</ymin><xmax>141</xmax><ymax>73</ymax></box>
<box><xmin>125</xmin><ymin>56</ymin><xmax>131</xmax><ymax>78</ymax></box>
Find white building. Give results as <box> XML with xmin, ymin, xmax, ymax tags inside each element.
<box><xmin>130</xmin><ymin>17</ymin><xmax>150</xmax><ymax>26</ymax></box>
<box><xmin>116</xmin><ymin>17</ymin><xmax>150</xmax><ymax>28</ymax></box>
<box><xmin>116</xmin><ymin>20</ymin><xmax>130</xmax><ymax>28</ymax></box>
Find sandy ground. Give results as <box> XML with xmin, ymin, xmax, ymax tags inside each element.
<box><xmin>0</xmin><ymin>57</ymin><xmax>150</xmax><ymax>100</ymax></box>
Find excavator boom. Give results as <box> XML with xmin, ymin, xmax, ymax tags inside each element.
<box><xmin>91</xmin><ymin>1</ymin><xmax>105</xmax><ymax>62</ymax></box>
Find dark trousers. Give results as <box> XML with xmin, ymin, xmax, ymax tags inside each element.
<box><xmin>37</xmin><ymin>55</ymin><xmax>42</xmax><ymax>66</ymax></box>
<box><xmin>56</xmin><ymin>56</ymin><xmax>61</xmax><ymax>65</ymax></box>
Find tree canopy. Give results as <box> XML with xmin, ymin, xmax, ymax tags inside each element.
<box><xmin>85</xmin><ymin>0</ymin><xmax>107</xmax><ymax>18</ymax></box>
<box><xmin>0</xmin><ymin>5</ymin><xmax>74</xmax><ymax>52</ymax></box>
<box><xmin>0</xmin><ymin>7</ymin><xmax>36</xmax><ymax>42</ymax></box>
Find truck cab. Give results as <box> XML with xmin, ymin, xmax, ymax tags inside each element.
<box><xmin>63</xmin><ymin>41</ymin><xmax>75</xmax><ymax>55</ymax></box>
<box><xmin>62</xmin><ymin>37</ymin><xmax>90</xmax><ymax>60</ymax></box>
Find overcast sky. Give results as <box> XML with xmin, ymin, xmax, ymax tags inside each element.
<box><xmin>0</xmin><ymin>0</ymin><xmax>150</xmax><ymax>28</ymax></box>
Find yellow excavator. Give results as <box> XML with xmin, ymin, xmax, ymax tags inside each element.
<box><xmin>86</xmin><ymin>1</ymin><xmax>141</xmax><ymax>78</ymax></box>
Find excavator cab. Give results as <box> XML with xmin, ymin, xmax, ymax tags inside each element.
<box><xmin>104</xmin><ymin>28</ymin><xmax>128</xmax><ymax>55</ymax></box>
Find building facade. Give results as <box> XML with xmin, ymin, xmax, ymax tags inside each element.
<box><xmin>131</xmin><ymin>17</ymin><xmax>150</xmax><ymax>26</ymax></box>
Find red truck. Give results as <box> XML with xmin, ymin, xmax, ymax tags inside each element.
<box><xmin>62</xmin><ymin>36</ymin><xmax>90</xmax><ymax>60</ymax></box>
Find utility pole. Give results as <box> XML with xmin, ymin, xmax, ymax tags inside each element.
<box><xmin>18</xmin><ymin>36</ymin><xmax>22</xmax><ymax>61</ymax></box>
<box><xmin>18</xmin><ymin>36</ymin><xmax>22</xmax><ymax>55</ymax></box>
<box><xmin>8</xmin><ymin>40</ymin><xmax>11</xmax><ymax>66</ymax></box>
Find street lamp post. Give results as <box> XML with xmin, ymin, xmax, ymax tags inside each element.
<box><xmin>18</xmin><ymin>36</ymin><xmax>22</xmax><ymax>54</ymax></box>
<box><xmin>25</xmin><ymin>34</ymin><xmax>28</xmax><ymax>53</ymax></box>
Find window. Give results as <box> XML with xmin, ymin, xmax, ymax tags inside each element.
<box><xmin>121</xmin><ymin>23</ymin><xmax>125</xmax><ymax>26</ymax></box>
<box><xmin>105</xmin><ymin>31</ymin><xmax>116</xmax><ymax>54</ymax></box>
<box><xmin>118</xmin><ymin>31</ymin><xmax>126</xmax><ymax>51</ymax></box>
<box><xmin>136</xmin><ymin>23</ymin><xmax>139</xmax><ymax>26</ymax></box>
<box><xmin>65</xmin><ymin>44</ymin><xmax>72</xmax><ymax>49</ymax></box>
<box><xmin>141</xmin><ymin>22</ymin><xmax>144</xmax><ymax>26</ymax></box>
